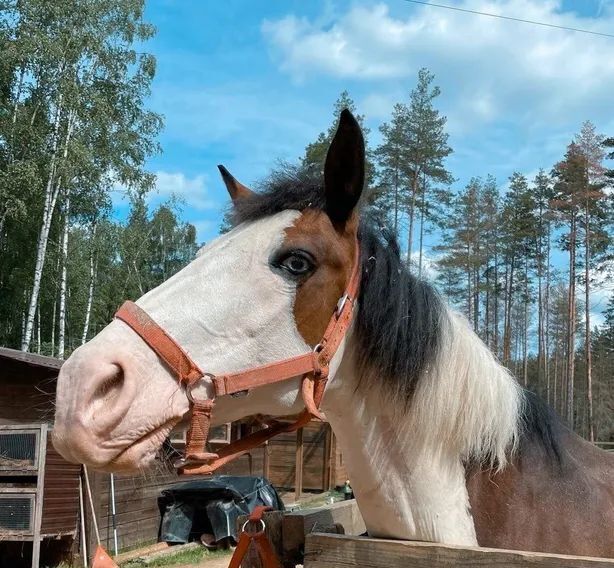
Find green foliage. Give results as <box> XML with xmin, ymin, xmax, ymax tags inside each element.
<box><xmin>0</xmin><ymin>0</ymin><xmax>168</xmax><ymax>352</ymax></box>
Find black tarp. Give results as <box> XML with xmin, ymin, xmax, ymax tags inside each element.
<box><xmin>158</xmin><ymin>476</ymin><xmax>284</xmax><ymax>545</ymax></box>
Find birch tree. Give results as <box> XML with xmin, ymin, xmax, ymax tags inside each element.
<box><xmin>3</xmin><ymin>0</ymin><xmax>163</xmax><ymax>351</ymax></box>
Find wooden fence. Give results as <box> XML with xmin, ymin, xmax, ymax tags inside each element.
<box><xmin>238</xmin><ymin>500</ymin><xmax>614</xmax><ymax>568</ymax></box>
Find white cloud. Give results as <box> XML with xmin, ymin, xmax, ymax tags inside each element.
<box><xmin>589</xmin><ymin>262</ymin><xmax>614</xmax><ymax>326</ymax></box>
<box><xmin>152</xmin><ymin>171</ymin><xmax>218</xmax><ymax>212</ymax></box>
<box><xmin>262</xmin><ymin>1</ymin><xmax>614</xmax><ymax>130</ymax></box>
<box><xmin>111</xmin><ymin>171</ymin><xmax>219</xmax><ymax>212</ymax></box>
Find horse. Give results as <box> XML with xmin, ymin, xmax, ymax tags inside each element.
<box><xmin>52</xmin><ymin>110</ymin><xmax>614</xmax><ymax>558</ymax></box>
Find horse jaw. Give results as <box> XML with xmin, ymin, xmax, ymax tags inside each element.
<box><xmin>53</xmin><ymin>211</ymin><xmax>310</xmax><ymax>471</ymax></box>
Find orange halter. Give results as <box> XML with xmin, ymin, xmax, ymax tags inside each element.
<box><xmin>114</xmin><ymin>242</ymin><xmax>361</xmax><ymax>475</ymax></box>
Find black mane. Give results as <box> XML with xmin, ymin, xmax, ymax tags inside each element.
<box><xmin>231</xmin><ymin>165</ymin><xmax>563</xmax><ymax>463</ymax></box>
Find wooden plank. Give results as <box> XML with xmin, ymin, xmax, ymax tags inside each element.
<box><xmin>283</xmin><ymin>500</ymin><xmax>365</xmax><ymax>567</ymax></box>
<box><xmin>294</xmin><ymin>428</ymin><xmax>303</xmax><ymax>502</ymax></box>
<box><xmin>304</xmin><ymin>534</ymin><xmax>614</xmax><ymax>568</ymax></box>
<box><xmin>323</xmin><ymin>425</ymin><xmax>332</xmax><ymax>491</ymax></box>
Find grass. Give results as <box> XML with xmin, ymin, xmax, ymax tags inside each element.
<box><xmin>120</xmin><ymin>546</ymin><xmax>230</xmax><ymax>567</ymax></box>
<box><xmin>285</xmin><ymin>488</ymin><xmax>346</xmax><ymax>510</ymax></box>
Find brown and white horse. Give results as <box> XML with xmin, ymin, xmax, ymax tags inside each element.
<box><xmin>53</xmin><ymin>111</ymin><xmax>614</xmax><ymax>558</ymax></box>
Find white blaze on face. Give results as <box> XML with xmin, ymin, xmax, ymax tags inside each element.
<box><xmin>137</xmin><ymin>209</ymin><xmax>311</xmax><ymax>420</ymax></box>
<box><xmin>53</xmin><ymin>210</ymin><xmax>311</xmax><ymax>469</ymax></box>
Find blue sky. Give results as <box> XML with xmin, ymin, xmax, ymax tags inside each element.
<box><xmin>113</xmin><ymin>0</ymin><xmax>614</xmax><ymax>314</ymax></box>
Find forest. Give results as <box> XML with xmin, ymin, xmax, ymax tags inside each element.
<box><xmin>1</xmin><ymin>1</ymin><xmax>612</xmax><ymax>442</ymax></box>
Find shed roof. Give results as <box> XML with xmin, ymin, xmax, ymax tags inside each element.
<box><xmin>0</xmin><ymin>346</ymin><xmax>63</xmax><ymax>384</ymax></box>
<box><xmin>0</xmin><ymin>347</ymin><xmax>63</xmax><ymax>369</ymax></box>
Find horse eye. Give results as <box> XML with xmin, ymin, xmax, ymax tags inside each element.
<box><xmin>280</xmin><ymin>253</ymin><xmax>314</xmax><ymax>276</ymax></box>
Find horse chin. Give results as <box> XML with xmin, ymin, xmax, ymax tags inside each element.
<box><xmin>102</xmin><ymin>420</ymin><xmax>177</xmax><ymax>473</ymax></box>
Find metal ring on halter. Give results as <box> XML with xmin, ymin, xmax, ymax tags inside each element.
<box><xmin>241</xmin><ymin>518</ymin><xmax>266</xmax><ymax>534</ymax></box>
<box><xmin>185</xmin><ymin>373</ymin><xmax>216</xmax><ymax>403</ymax></box>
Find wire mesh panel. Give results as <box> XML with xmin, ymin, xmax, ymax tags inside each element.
<box><xmin>0</xmin><ymin>494</ymin><xmax>35</xmax><ymax>533</ymax></box>
<box><xmin>0</xmin><ymin>430</ymin><xmax>39</xmax><ymax>470</ymax></box>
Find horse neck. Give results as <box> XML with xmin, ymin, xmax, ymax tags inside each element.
<box><xmin>322</xmin><ymin>307</ymin><xmax>523</xmax><ymax>545</ymax></box>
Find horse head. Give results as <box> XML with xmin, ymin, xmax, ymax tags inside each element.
<box><xmin>52</xmin><ymin>110</ymin><xmax>365</xmax><ymax>472</ymax></box>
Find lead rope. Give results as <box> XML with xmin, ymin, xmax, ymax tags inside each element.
<box><xmin>228</xmin><ymin>506</ymin><xmax>281</xmax><ymax>568</ymax></box>
<box><xmin>83</xmin><ymin>465</ymin><xmax>119</xmax><ymax>568</ymax></box>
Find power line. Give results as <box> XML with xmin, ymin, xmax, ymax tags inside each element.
<box><xmin>401</xmin><ymin>0</ymin><xmax>614</xmax><ymax>39</ymax></box>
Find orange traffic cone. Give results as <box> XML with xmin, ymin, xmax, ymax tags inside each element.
<box><xmin>92</xmin><ymin>545</ymin><xmax>119</xmax><ymax>568</ymax></box>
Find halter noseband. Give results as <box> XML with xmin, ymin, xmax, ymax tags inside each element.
<box><xmin>114</xmin><ymin>242</ymin><xmax>361</xmax><ymax>475</ymax></box>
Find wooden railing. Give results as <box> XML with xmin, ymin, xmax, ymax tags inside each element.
<box><xmin>238</xmin><ymin>500</ymin><xmax>614</xmax><ymax>567</ymax></box>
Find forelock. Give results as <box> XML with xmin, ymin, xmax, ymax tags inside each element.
<box><xmin>229</xmin><ymin>165</ymin><xmax>326</xmax><ymax>226</ymax></box>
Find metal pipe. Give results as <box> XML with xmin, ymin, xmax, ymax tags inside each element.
<box><xmin>110</xmin><ymin>473</ymin><xmax>119</xmax><ymax>555</ymax></box>
<box><xmin>79</xmin><ymin>475</ymin><xmax>88</xmax><ymax>568</ymax></box>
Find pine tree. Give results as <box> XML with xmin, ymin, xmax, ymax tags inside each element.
<box><xmin>375</xmin><ymin>103</ymin><xmax>409</xmax><ymax>237</ymax></box>
<box><xmin>573</xmin><ymin>121</ymin><xmax>611</xmax><ymax>441</ymax></box>
<box><xmin>551</xmin><ymin>143</ymin><xmax>587</xmax><ymax>425</ymax></box>
<box><xmin>532</xmin><ymin>170</ymin><xmax>554</xmax><ymax>400</ymax></box>
<box><xmin>403</xmin><ymin>68</ymin><xmax>453</xmax><ymax>263</ymax></box>
<box><xmin>481</xmin><ymin>176</ymin><xmax>501</xmax><ymax>352</ymax></box>
<box><xmin>303</xmin><ymin>91</ymin><xmax>373</xmax><ymax>180</ymax></box>
<box><xmin>435</xmin><ymin>177</ymin><xmax>490</xmax><ymax>332</ymax></box>
<box><xmin>500</xmin><ymin>173</ymin><xmax>538</xmax><ymax>366</ymax></box>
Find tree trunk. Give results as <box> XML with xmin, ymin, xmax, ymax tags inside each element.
<box><xmin>466</xmin><ymin>245</ymin><xmax>472</xmax><ymax>323</ymax></box>
<box><xmin>523</xmin><ymin>257</ymin><xmax>529</xmax><ymax>387</ymax></box>
<box><xmin>0</xmin><ymin>212</ymin><xmax>7</xmax><ymax>248</ymax></box>
<box><xmin>81</xmin><ymin>224</ymin><xmax>97</xmax><ymax>345</ymax></box>
<box><xmin>503</xmin><ymin>257</ymin><xmax>515</xmax><ymax>363</ymax></box>
<box><xmin>537</xmin><ymin>215</ymin><xmax>544</xmax><ymax>390</ymax></box>
<box><xmin>393</xmin><ymin>160</ymin><xmax>399</xmax><ymax>238</ymax></box>
<box><xmin>36</xmin><ymin>305</ymin><xmax>41</xmax><ymax>355</ymax></box>
<box><xmin>484</xmin><ymin>266</ymin><xmax>496</xmax><ymax>346</ymax></box>
<box><xmin>544</xmin><ymin>223</ymin><xmax>551</xmax><ymax>405</ymax></box>
<box><xmin>58</xmin><ymin>192</ymin><xmax>71</xmax><ymax>359</ymax></box>
<box><xmin>566</xmin><ymin>214</ymin><xmax>577</xmax><ymax>426</ymax></box>
<box><xmin>553</xmin><ymin>348</ymin><xmax>559</xmax><ymax>414</ymax></box>
<box><xmin>473</xmin><ymin>248</ymin><xmax>480</xmax><ymax>335</ymax></box>
<box><xmin>407</xmin><ymin>172</ymin><xmax>419</xmax><ymax>264</ymax></box>
<box><xmin>21</xmin><ymin>102</ymin><xmax>71</xmax><ymax>351</ymax></box>
<box><xmin>493</xmin><ymin>248</ymin><xmax>499</xmax><ymax>355</ymax></box>
<box><xmin>584</xmin><ymin>200</ymin><xmax>594</xmax><ymax>442</ymax></box>
<box><xmin>418</xmin><ymin>174</ymin><xmax>427</xmax><ymax>278</ymax></box>
<box><xmin>50</xmin><ymin>292</ymin><xmax>57</xmax><ymax>358</ymax></box>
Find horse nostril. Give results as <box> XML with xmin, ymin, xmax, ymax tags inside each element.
<box><xmin>92</xmin><ymin>364</ymin><xmax>125</xmax><ymax>406</ymax></box>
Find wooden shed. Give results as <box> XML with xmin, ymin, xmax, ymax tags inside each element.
<box><xmin>0</xmin><ymin>346</ymin><xmax>348</xmax><ymax>563</ymax></box>
<box><xmin>0</xmin><ymin>348</ymin><xmax>81</xmax><ymax>568</ymax></box>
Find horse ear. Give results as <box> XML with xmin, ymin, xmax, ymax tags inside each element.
<box><xmin>324</xmin><ymin>109</ymin><xmax>365</xmax><ymax>224</ymax></box>
<box><xmin>217</xmin><ymin>165</ymin><xmax>254</xmax><ymax>202</ymax></box>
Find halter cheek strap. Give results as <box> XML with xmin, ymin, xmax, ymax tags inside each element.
<box><xmin>114</xmin><ymin>242</ymin><xmax>361</xmax><ymax>475</ymax></box>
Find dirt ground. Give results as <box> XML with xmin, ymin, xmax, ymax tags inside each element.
<box><xmin>172</xmin><ymin>552</ymin><xmax>232</xmax><ymax>568</ymax></box>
